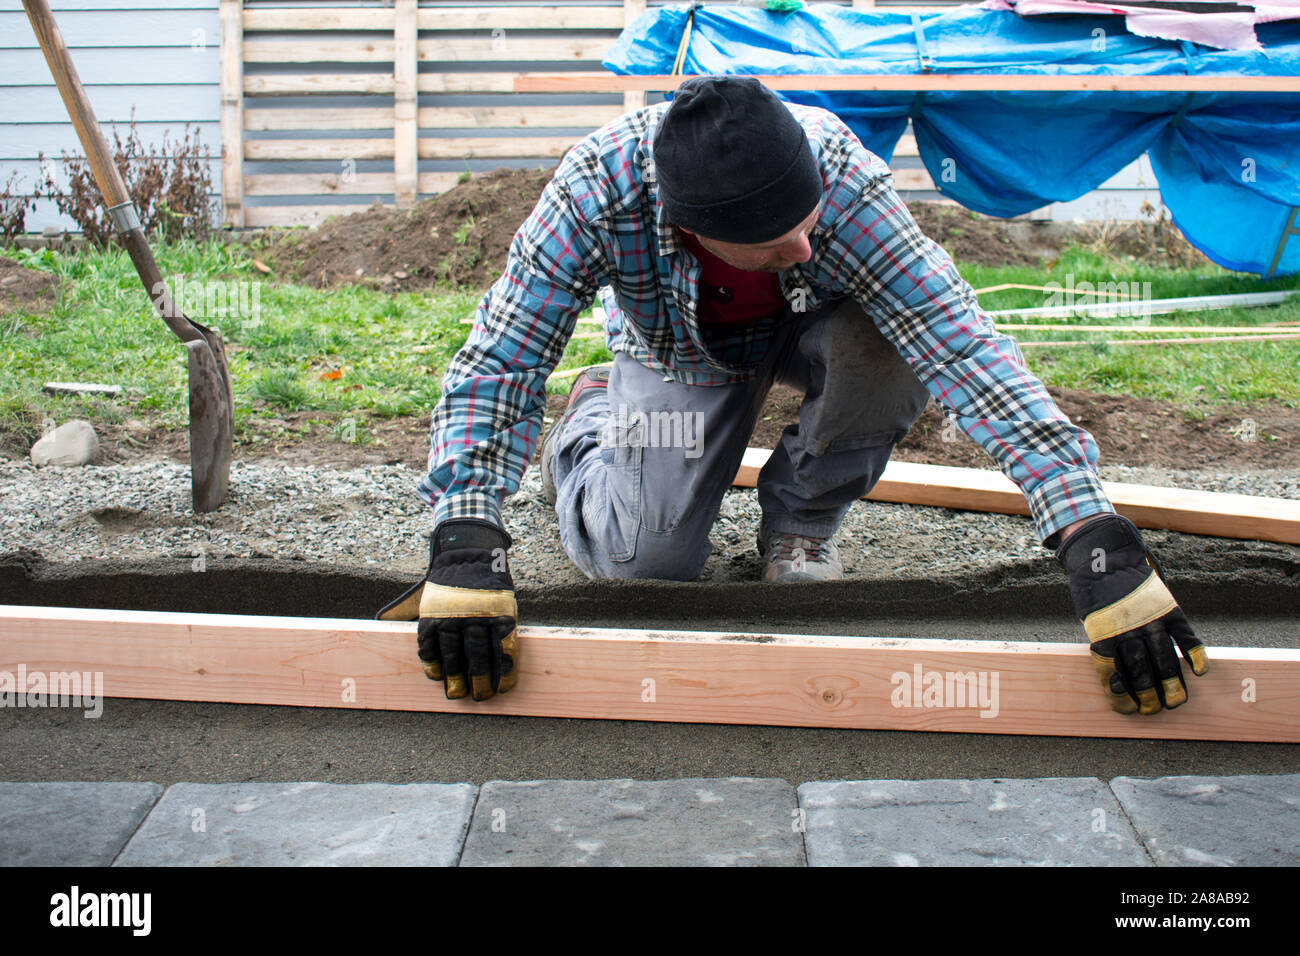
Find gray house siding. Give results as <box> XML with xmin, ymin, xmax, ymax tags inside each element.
<box><xmin>0</xmin><ymin>0</ymin><xmax>221</xmax><ymax>233</ymax></box>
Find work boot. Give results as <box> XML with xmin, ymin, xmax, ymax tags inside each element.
<box><xmin>540</xmin><ymin>365</ymin><xmax>611</xmax><ymax>506</ymax></box>
<box><xmin>758</xmin><ymin>520</ymin><xmax>844</xmax><ymax>583</ymax></box>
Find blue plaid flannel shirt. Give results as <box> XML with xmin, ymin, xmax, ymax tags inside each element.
<box><xmin>418</xmin><ymin>101</ymin><xmax>1114</xmax><ymax>546</ymax></box>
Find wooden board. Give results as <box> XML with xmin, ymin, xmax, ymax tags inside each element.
<box><xmin>243</xmin><ymin>204</ymin><xmax>375</xmax><ymax>228</ymax></box>
<box><xmin>1018</xmin><ymin>333</ymin><xmax>1300</xmax><ymax>348</ymax></box>
<box><xmin>219</xmin><ymin>0</ymin><xmax>243</xmax><ymax>228</ymax></box>
<box><xmin>242</xmin><ymin>6</ymin><xmax>627</xmax><ymax>33</ymax></box>
<box><xmin>393</xmin><ymin>0</ymin><xmax>417</xmax><ymax>208</ymax></box>
<box><xmin>734</xmin><ymin>450</ymin><xmax>1300</xmax><ymax>545</ymax></box>
<box><xmin>1</xmin><ymin>605</ymin><xmax>1294</xmax><ymax>742</ymax></box>
<box><xmin>514</xmin><ymin>73</ymin><xmax>1300</xmax><ymax>93</ymax></box>
<box><xmin>245</xmin><ymin>171</ymin><xmax>462</xmax><ymax>198</ymax></box>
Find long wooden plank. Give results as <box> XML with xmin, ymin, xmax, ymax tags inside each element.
<box><xmin>393</xmin><ymin>0</ymin><xmax>417</xmax><ymax>208</ymax></box>
<box><xmin>241</xmin><ymin>37</ymin><xmax>614</xmax><ymax>64</ymax></box>
<box><xmin>1018</xmin><ymin>333</ymin><xmax>1300</xmax><ymax>348</ymax></box>
<box><xmin>244</xmin><ymin>105</ymin><xmax>624</xmax><ymax>132</ymax></box>
<box><xmin>244</xmin><ymin>139</ymin><xmax>393</xmax><ymax>161</ymax></box>
<box><xmin>219</xmin><ymin>0</ymin><xmax>244</xmax><ymax>228</ymax></box>
<box><xmin>241</xmin><ymin>6</ymin><xmax>626</xmax><ymax>32</ymax></box>
<box><xmin>244</xmin><ymin>39</ymin><xmax>396</xmax><ymax>64</ymax></box>
<box><xmin>417</xmin><ymin>136</ymin><xmax>577</xmax><ymax>159</ymax></box>
<box><xmin>515</xmin><ymin>73</ymin><xmax>1300</xmax><ymax>93</ymax></box>
<box><xmin>988</xmin><ymin>290</ymin><xmax>1300</xmax><ymax>320</ymax></box>
<box><xmin>244</xmin><ymin>171</ymin><xmax>461</xmax><ymax>197</ymax></box>
<box><xmin>245</xmin><ymin>73</ymin><xmax>395</xmax><ymax>96</ymax></box>
<box><xmin>419</xmin><ymin>37</ymin><xmax>612</xmax><ymax>63</ymax></box>
<box><xmin>243</xmin><ymin>204</ymin><xmax>375</xmax><ymax>228</ymax></box>
<box><xmin>623</xmin><ymin>0</ymin><xmax>647</xmax><ymax>113</ymax></box>
<box><xmin>416</xmin><ymin>6</ymin><xmax>625</xmax><ymax>31</ymax></box>
<box><xmin>735</xmin><ymin>450</ymin><xmax>1300</xmax><ymax>545</ymax></box>
<box><xmin>996</xmin><ymin>324</ymin><xmax>1296</xmax><ymax>334</ymax></box>
<box><xmin>1</xmin><ymin>605</ymin><xmax>1294</xmax><ymax>742</ymax></box>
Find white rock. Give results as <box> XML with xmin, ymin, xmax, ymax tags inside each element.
<box><xmin>30</xmin><ymin>419</ymin><xmax>99</xmax><ymax>467</ymax></box>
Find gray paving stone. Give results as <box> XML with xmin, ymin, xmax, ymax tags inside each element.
<box><xmin>799</xmin><ymin>777</ymin><xmax>1151</xmax><ymax>866</ymax></box>
<box><xmin>460</xmin><ymin>777</ymin><xmax>804</xmax><ymax>866</ymax></box>
<box><xmin>113</xmin><ymin>782</ymin><xmax>477</xmax><ymax>866</ymax></box>
<box><xmin>0</xmin><ymin>782</ymin><xmax>163</xmax><ymax>866</ymax></box>
<box><xmin>1110</xmin><ymin>774</ymin><xmax>1300</xmax><ymax>867</ymax></box>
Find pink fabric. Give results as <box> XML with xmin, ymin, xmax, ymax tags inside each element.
<box><xmin>975</xmin><ymin>0</ymin><xmax>1300</xmax><ymax>51</ymax></box>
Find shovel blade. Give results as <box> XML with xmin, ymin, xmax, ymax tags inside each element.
<box><xmin>186</xmin><ymin>337</ymin><xmax>234</xmax><ymax>513</ymax></box>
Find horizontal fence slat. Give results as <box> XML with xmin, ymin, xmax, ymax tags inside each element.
<box><xmin>245</xmin><ymin>171</ymin><xmax>395</xmax><ymax>196</ymax></box>
<box><xmin>416</xmin><ymin>6</ymin><xmax>626</xmax><ymax>31</ymax></box>
<box><xmin>242</xmin><ymin>6</ymin><xmax>625</xmax><ymax>32</ymax></box>
<box><xmin>417</xmin><ymin>135</ymin><xmax>577</xmax><ymax>159</ymax></box>
<box><xmin>0</xmin><ymin>0</ymin><xmax>215</xmax><ymax>9</ymax></box>
<box><xmin>244</xmin><ymin>171</ymin><xmax>463</xmax><ymax>197</ymax></box>
<box><xmin>244</xmin><ymin>138</ymin><xmax>393</xmax><ymax>160</ymax></box>
<box><xmin>417</xmin><ymin>36</ymin><xmax>613</xmax><ymax>63</ymax></box>
<box><xmin>243</xmin><ymin>37</ymin><xmax>615</xmax><ymax>65</ymax></box>
<box><xmin>244</xmin><ymin>204</ymin><xmax>377</xmax><ymax>228</ymax></box>
<box><xmin>515</xmin><ymin>72</ymin><xmax>1300</xmax><ymax>93</ymax></box>
<box><xmin>247</xmin><ymin>106</ymin><xmax>621</xmax><ymax>134</ymax></box>
<box><xmin>244</xmin><ymin>39</ymin><xmax>395</xmax><ymax>64</ymax></box>
<box><xmin>243</xmin><ymin>7</ymin><xmax>396</xmax><ymax>32</ymax></box>
<box><xmin>891</xmin><ymin>168</ymin><xmax>934</xmax><ymax>191</ymax></box>
<box><xmin>418</xmin><ymin>170</ymin><xmax>465</xmax><ymax>195</ymax></box>
<box><xmin>244</xmin><ymin>73</ymin><xmax>395</xmax><ymax>95</ymax></box>
<box><xmin>416</xmin><ymin>72</ymin><xmax>516</xmax><ymax>93</ymax></box>
<box><xmin>245</xmin><ymin>107</ymin><xmax>394</xmax><ymax>130</ymax></box>
<box><xmin>419</xmin><ymin>104</ymin><xmax>622</xmax><ymax>129</ymax></box>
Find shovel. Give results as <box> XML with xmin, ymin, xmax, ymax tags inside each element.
<box><xmin>23</xmin><ymin>0</ymin><xmax>234</xmax><ymax>512</ymax></box>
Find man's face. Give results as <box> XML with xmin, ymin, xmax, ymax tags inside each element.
<box><xmin>682</xmin><ymin>203</ymin><xmax>821</xmax><ymax>274</ymax></box>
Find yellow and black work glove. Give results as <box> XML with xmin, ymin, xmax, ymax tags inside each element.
<box><xmin>375</xmin><ymin>519</ymin><xmax>519</xmax><ymax>701</ymax></box>
<box><xmin>1056</xmin><ymin>513</ymin><xmax>1209</xmax><ymax>716</ymax></box>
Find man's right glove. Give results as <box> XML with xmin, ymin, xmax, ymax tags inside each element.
<box><xmin>376</xmin><ymin>519</ymin><xmax>519</xmax><ymax>701</ymax></box>
<box><xmin>1056</xmin><ymin>513</ymin><xmax>1208</xmax><ymax>716</ymax></box>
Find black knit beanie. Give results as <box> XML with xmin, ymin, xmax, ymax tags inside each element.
<box><xmin>653</xmin><ymin>76</ymin><xmax>823</xmax><ymax>244</ymax></box>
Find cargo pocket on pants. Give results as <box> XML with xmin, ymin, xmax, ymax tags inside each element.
<box><xmin>582</xmin><ymin>424</ymin><xmax>642</xmax><ymax>564</ymax></box>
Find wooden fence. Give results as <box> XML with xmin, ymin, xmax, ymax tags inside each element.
<box><xmin>221</xmin><ymin>0</ymin><xmax>955</xmax><ymax>228</ymax></box>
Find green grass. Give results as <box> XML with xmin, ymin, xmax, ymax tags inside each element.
<box><xmin>0</xmin><ymin>240</ymin><xmax>480</xmax><ymax>450</ymax></box>
<box><xmin>1</xmin><ymin>238</ymin><xmax>1296</xmax><ymax>456</ymax></box>
<box><xmin>955</xmin><ymin>244</ymin><xmax>1300</xmax><ymax>408</ymax></box>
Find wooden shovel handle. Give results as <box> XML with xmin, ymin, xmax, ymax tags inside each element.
<box><xmin>22</xmin><ymin>0</ymin><xmax>131</xmax><ymax>210</ymax></box>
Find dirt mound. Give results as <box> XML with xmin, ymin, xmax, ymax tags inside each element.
<box><xmin>0</xmin><ymin>256</ymin><xmax>58</xmax><ymax>313</ymax></box>
<box><xmin>909</xmin><ymin>203</ymin><xmax>1044</xmax><ymax>268</ymax></box>
<box><xmin>749</xmin><ymin>385</ymin><xmax>1299</xmax><ymax>471</ymax></box>
<box><xmin>259</xmin><ymin>163</ymin><xmax>1208</xmax><ymax>291</ymax></box>
<box><xmin>263</xmin><ymin>167</ymin><xmax>556</xmax><ymax>291</ymax></box>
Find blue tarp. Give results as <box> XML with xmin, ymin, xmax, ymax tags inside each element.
<box><xmin>603</xmin><ymin>5</ymin><xmax>1300</xmax><ymax>276</ymax></box>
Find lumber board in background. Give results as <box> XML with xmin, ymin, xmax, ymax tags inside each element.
<box><xmin>392</xmin><ymin>0</ymin><xmax>417</xmax><ymax>208</ymax></box>
<box><xmin>242</xmin><ymin>6</ymin><xmax>627</xmax><ymax>32</ymax></box>
<box><xmin>734</xmin><ymin>449</ymin><xmax>1300</xmax><ymax>545</ymax></box>
<box><xmin>1</xmin><ymin>606</ymin><xmax>1295</xmax><ymax>742</ymax></box>
<box><xmin>242</xmin><ymin>205</ymin><xmax>372</xmax><ymax>228</ymax></box>
<box><xmin>514</xmin><ymin>73</ymin><xmax>1300</xmax><ymax>93</ymax></box>
<box><xmin>219</xmin><ymin>0</ymin><xmax>243</xmax><ymax>227</ymax></box>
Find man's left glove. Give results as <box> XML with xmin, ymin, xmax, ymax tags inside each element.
<box><xmin>376</xmin><ymin>519</ymin><xmax>519</xmax><ymax>701</ymax></box>
<box><xmin>1057</xmin><ymin>513</ymin><xmax>1208</xmax><ymax>716</ymax></box>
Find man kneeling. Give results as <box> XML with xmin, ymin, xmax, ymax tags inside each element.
<box><xmin>378</xmin><ymin>77</ymin><xmax>1207</xmax><ymax>718</ymax></box>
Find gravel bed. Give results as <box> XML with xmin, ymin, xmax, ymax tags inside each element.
<box><xmin>1</xmin><ymin>458</ymin><xmax>1296</xmax><ymax>588</ymax></box>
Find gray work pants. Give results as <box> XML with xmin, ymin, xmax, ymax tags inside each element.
<box><xmin>549</xmin><ymin>297</ymin><xmax>931</xmax><ymax>581</ymax></box>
